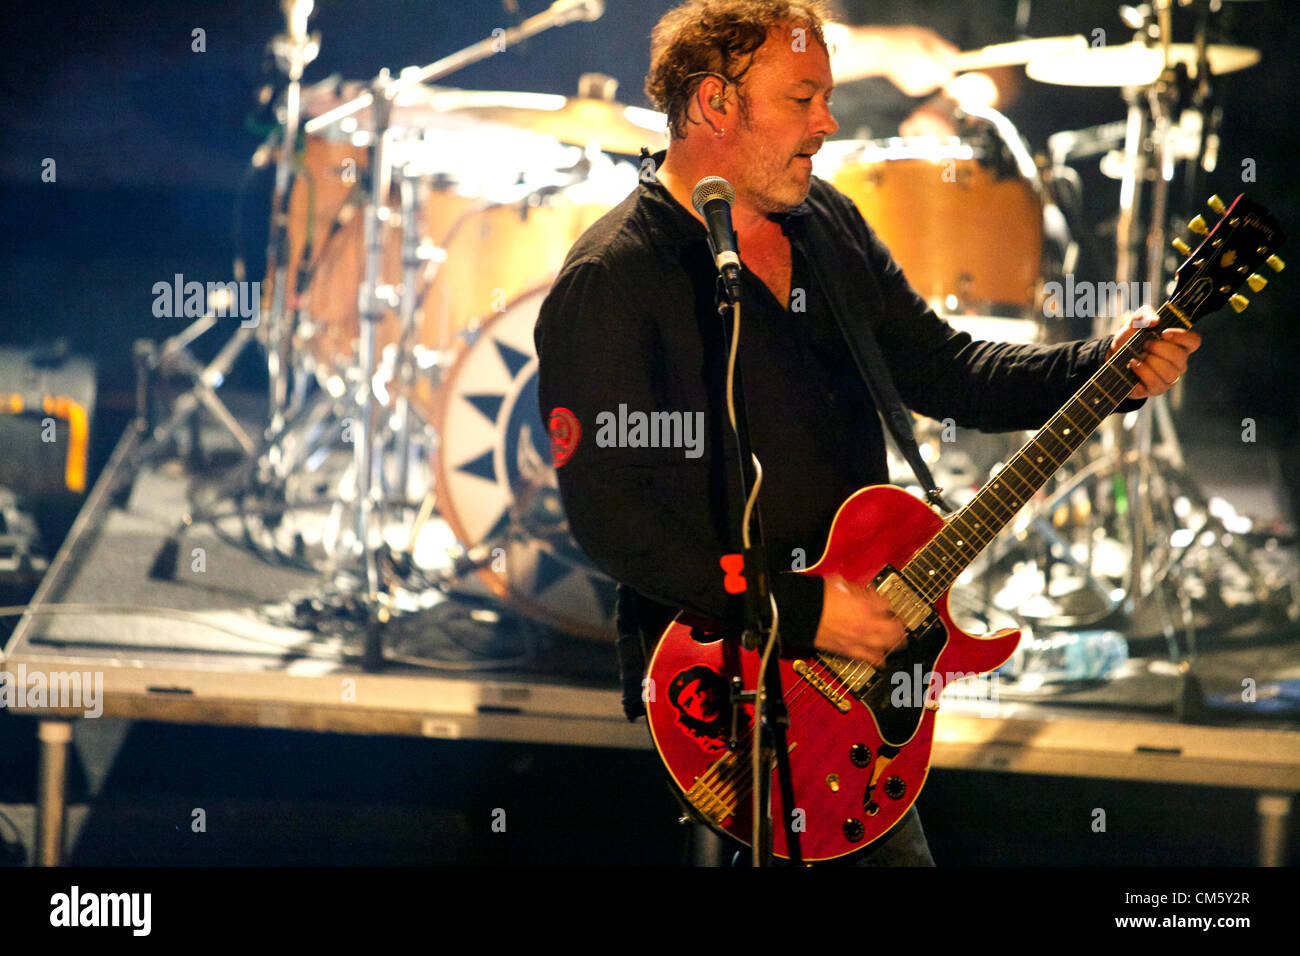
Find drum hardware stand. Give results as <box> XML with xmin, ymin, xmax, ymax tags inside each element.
<box><xmin>391</xmin><ymin>171</ymin><xmax>426</xmax><ymax>507</ymax></box>
<box><xmin>1003</xmin><ymin>1</ymin><xmax>1282</xmax><ymax>650</ymax></box>
<box><xmin>1111</xmin><ymin>1</ymin><xmax>1269</xmax><ymax>645</ymax></box>
<box><xmin>145</xmin><ymin>7</ymin><xmax>620</xmax><ymax>664</ymax></box>
<box><xmin>143</xmin><ymin>381</ymin><xmax>351</xmax><ymax>580</ymax></box>
<box><xmin>118</xmin><ymin>2</ymin><xmax>317</xmax><ymax>506</ymax></box>
<box><xmin>107</xmin><ymin>311</ymin><xmax>263</xmax><ymax>507</ymax></box>
<box><xmin>282</xmin><ymin>2</ymin><xmax>607</xmax><ymax>670</ymax></box>
<box><xmin>263</xmin><ymin>0</ymin><xmax>320</xmax><ymax>449</ymax></box>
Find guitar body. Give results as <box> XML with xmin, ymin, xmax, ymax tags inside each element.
<box><xmin>646</xmin><ymin>485</ymin><xmax>1020</xmax><ymax>861</ymax></box>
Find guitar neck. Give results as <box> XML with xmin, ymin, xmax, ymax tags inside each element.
<box><xmin>899</xmin><ymin>306</ymin><xmax>1183</xmax><ymax>602</ymax></box>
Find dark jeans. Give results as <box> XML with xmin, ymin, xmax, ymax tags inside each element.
<box><xmin>731</xmin><ymin>805</ymin><xmax>936</xmax><ymax>866</ymax></box>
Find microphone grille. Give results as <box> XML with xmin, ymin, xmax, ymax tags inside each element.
<box><xmin>691</xmin><ymin>176</ymin><xmax>735</xmax><ymax>215</ymax></box>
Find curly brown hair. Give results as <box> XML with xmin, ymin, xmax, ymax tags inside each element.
<box><xmin>645</xmin><ymin>0</ymin><xmax>832</xmax><ymax>140</ymax></box>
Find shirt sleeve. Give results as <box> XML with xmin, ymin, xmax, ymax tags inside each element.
<box><xmin>535</xmin><ymin>257</ymin><xmax>825</xmax><ymax>652</ymax></box>
<box><xmin>839</xmin><ymin>198</ymin><xmax>1146</xmax><ymax>431</ymax></box>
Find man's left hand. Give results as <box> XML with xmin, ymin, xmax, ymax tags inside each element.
<box><xmin>1107</xmin><ymin>306</ymin><xmax>1202</xmax><ymax>400</ymax></box>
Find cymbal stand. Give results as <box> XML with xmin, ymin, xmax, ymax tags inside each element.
<box><xmin>343</xmin><ymin>69</ymin><xmax>397</xmax><ymax>669</ymax></box>
<box><xmin>390</xmin><ymin>168</ymin><xmax>433</xmax><ymax>510</ymax></box>
<box><xmin>1007</xmin><ymin>1</ymin><xmax>1282</xmax><ymax>647</ymax></box>
<box><xmin>263</xmin><ymin>0</ymin><xmax>320</xmax><ymax>451</ymax></box>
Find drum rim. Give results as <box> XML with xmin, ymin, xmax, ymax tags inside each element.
<box><xmin>432</xmin><ymin>282</ymin><xmax>616</xmax><ymax>642</ymax></box>
<box><xmin>817</xmin><ymin>135</ymin><xmax>986</xmax><ymax>164</ymax></box>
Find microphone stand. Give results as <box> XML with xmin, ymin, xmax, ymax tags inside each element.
<box><xmin>712</xmin><ymin>276</ymin><xmax>802</xmax><ymax>866</ymax></box>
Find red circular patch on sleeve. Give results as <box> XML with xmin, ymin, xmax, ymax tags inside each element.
<box><xmin>548</xmin><ymin>407</ymin><xmax>581</xmax><ymax>467</ymax></box>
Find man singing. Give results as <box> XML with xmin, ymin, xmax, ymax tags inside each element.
<box><xmin>534</xmin><ymin>0</ymin><xmax>1198</xmax><ymax>864</ymax></box>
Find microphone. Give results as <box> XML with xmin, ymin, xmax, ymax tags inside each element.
<box><xmin>691</xmin><ymin>176</ymin><xmax>743</xmax><ymax>303</ymax></box>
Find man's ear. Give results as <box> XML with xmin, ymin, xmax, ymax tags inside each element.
<box><xmin>697</xmin><ymin>75</ymin><xmax>728</xmax><ymax>132</ymax></box>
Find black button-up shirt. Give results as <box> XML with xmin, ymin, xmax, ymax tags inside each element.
<box><xmin>535</xmin><ymin>159</ymin><xmax>1137</xmax><ymax>656</ymax></box>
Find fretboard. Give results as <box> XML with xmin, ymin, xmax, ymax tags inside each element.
<box><xmin>900</xmin><ymin>306</ymin><xmax>1183</xmax><ymax>603</ymax></box>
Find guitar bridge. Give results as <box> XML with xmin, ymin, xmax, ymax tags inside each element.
<box><xmin>793</xmin><ymin>659</ymin><xmax>852</xmax><ymax>712</ymax></box>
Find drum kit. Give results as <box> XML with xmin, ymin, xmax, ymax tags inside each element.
<box><xmin>131</xmin><ymin>0</ymin><xmax>1290</xmax><ymax>669</ymax></box>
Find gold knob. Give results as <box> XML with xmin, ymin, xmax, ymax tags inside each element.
<box><xmin>1171</xmin><ymin>237</ymin><xmax>1192</xmax><ymax>256</ymax></box>
<box><xmin>1188</xmin><ymin>215</ymin><xmax>1209</xmax><ymax>235</ymax></box>
<box><xmin>1229</xmin><ymin>294</ymin><xmax>1249</xmax><ymax>313</ymax></box>
<box><xmin>1266</xmin><ymin>254</ymin><xmax>1285</xmax><ymax>273</ymax></box>
<box><xmin>1207</xmin><ymin>195</ymin><xmax>1226</xmax><ymax>215</ymax></box>
<box><xmin>1246</xmin><ymin>273</ymin><xmax>1267</xmax><ymax>292</ymax></box>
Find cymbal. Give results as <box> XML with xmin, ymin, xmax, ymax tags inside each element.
<box><xmin>950</xmin><ymin>34</ymin><xmax>1090</xmax><ymax>72</ymax></box>
<box><xmin>828</xmin><ymin>28</ymin><xmax>1090</xmax><ymax>82</ymax></box>
<box><xmin>425</xmin><ymin>89</ymin><xmax>667</xmax><ymax>155</ymax></box>
<box><xmin>1026</xmin><ymin>42</ymin><xmax>1261</xmax><ymax>87</ymax></box>
<box><xmin>301</xmin><ymin>79</ymin><xmax>480</xmax><ymax>135</ymax></box>
<box><xmin>303</xmin><ymin>81</ymin><xmax>667</xmax><ymax>155</ymax></box>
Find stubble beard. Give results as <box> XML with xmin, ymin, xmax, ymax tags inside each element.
<box><xmin>742</xmin><ymin>146</ymin><xmax>812</xmax><ymax>214</ymax></box>
<box><xmin>735</xmin><ymin>121</ymin><xmax>816</xmax><ymax>213</ymax></box>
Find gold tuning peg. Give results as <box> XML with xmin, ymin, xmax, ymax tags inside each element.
<box><xmin>1266</xmin><ymin>254</ymin><xmax>1285</xmax><ymax>273</ymax></box>
<box><xmin>1229</xmin><ymin>294</ymin><xmax>1249</xmax><ymax>313</ymax></box>
<box><xmin>1171</xmin><ymin>237</ymin><xmax>1192</xmax><ymax>255</ymax></box>
<box><xmin>1247</xmin><ymin>273</ymin><xmax>1267</xmax><ymax>292</ymax></box>
<box><xmin>1188</xmin><ymin>215</ymin><xmax>1209</xmax><ymax>235</ymax></box>
<box><xmin>1207</xmin><ymin>195</ymin><xmax>1226</xmax><ymax>215</ymax></box>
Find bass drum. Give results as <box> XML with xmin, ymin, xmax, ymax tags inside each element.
<box><xmin>433</xmin><ymin>285</ymin><xmax>618</xmax><ymax>641</ymax></box>
<box><xmin>819</xmin><ymin>138</ymin><xmax>1043</xmax><ymax>322</ymax></box>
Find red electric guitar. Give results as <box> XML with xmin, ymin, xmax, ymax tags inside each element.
<box><xmin>646</xmin><ymin>194</ymin><xmax>1285</xmax><ymax>862</ymax></box>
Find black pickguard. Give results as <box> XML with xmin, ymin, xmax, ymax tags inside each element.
<box><xmin>855</xmin><ymin>616</ymin><xmax>949</xmax><ymax>747</ymax></box>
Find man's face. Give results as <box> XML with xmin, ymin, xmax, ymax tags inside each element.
<box><xmin>727</xmin><ymin>25</ymin><xmax>838</xmax><ymax>213</ymax></box>
<box><xmin>678</xmin><ymin>678</ymin><xmax>719</xmax><ymax>723</ymax></box>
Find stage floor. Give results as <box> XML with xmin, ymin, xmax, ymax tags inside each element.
<box><xmin>3</xmin><ymin>405</ymin><xmax>1300</xmax><ymax>864</ymax></box>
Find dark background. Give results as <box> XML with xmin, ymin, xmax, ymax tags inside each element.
<box><xmin>2</xmin><ymin>0</ymin><xmax>1296</xmax><ymax>435</ymax></box>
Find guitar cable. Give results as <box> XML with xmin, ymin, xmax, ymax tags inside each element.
<box><xmin>721</xmin><ymin>296</ymin><xmax>788</xmax><ymax>863</ymax></box>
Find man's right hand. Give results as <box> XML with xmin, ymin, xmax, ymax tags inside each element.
<box><xmin>813</xmin><ymin>574</ymin><xmax>906</xmax><ymax>665</ymax></box>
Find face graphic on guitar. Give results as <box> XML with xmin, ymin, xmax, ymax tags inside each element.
<box><xmin>668</xmin><ymin>665</ymin><xmax>751</xmax><ymax>753</ymax></box>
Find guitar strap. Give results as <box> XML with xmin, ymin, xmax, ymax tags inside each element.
<box><xmin>797</xmin><ymin>211</ymin><xmax>955</xmax><ymax>516</ymax></box>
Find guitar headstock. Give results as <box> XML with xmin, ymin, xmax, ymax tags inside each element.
<box><xmin>1169</xmin><ymin>194</ymin><xmax>1285</xmax><ymax>323</ymax></box>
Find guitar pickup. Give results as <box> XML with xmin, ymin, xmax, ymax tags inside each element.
<box><xmin>873</xmin><ymin>565</ymin><xmax>941</xmax><ymax>632</ymax></box>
